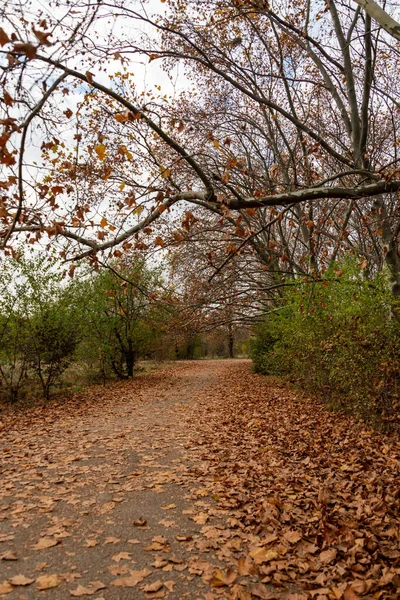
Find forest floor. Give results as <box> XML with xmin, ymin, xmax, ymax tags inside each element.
<box><xmin>0</xmin><ymin>360</ymin><xmax>399</xmax><ymax>600</ymax></box>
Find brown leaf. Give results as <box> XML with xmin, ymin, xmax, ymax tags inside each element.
<box><xmin>163</xmin><ymin>580</ymin><xmax>175</xmax><ymax>592</ymax></box>
<box><xmin>111</xmin><ymin>568</ymin><xmax>152</xmax><ymax>587</ymax></box>
<box><xmin>32</xmin><ymin>538</ymin><xmax>60</xmax><ymax>550</ymax></box>
<box><xmin>0</xmin><ymin>581</ymin><xmax>13</xmax><ymax>596</ymax></box>
<box><xmin>12</xmin><ymin>42</ymin><xmax>37</xmax><ymax>59</ymax></box>
<box><xmin>319</xmin><ymin>548</ymin><xmax>337</xmax><ymax>564</ymax></box>
<box><xmin>85</xmin><ymin>71</ymin><xmax>94</xmax><ymax>84</ymax></box>
<box><xmin>191</xmin><ymin>512</ymin><xmax>209</xmax><ymax>524</ymax></box>
<box><xmin>142</xmin><ymin>580</ymin><xmax>163</xmax><ymax>592</ymax></box>
<box><xmin>3</xmin><ymin>91</ymin><xmax>13</xmax><ymax>107</ymax></box>
<box><xmin>70</xmin><ymin>581</ymin><xmax>106</xmax><ymax>596</ymax></box>
<box><xmin>32</xmin><ymin>27</ymin><xmax>52</xmax><ymax>46</ymax></box>
<box><xmin>36</xmin><ymin>574</ymin><xmax>59</xmax><ymax>590</ymax></box>
<box><xmin>8</xmin><ymin>575</ymin><xmax>35</xmax><ymax>586</ymax></box>
<box><xmin>112</xmin><ymin>552</ymin><xmax>131</xmax><ymax>562</ymax></box>
<box><xmin>0</xmin><ymin>551</ymin><xmax>17</xmax><ymax>561</ymax></box>
<box><xmin>283</xmin><ymin>530</ymin><xmax>302</xmax><ymax>544</ymax></box>
<box><xmin>208</xmin><ymin>568</ymin><xmax>237</xmax><ymax>587</ymax></box>
<box><xmin>249</xmin><ymin>547</ymin><xmax>279</xmax><ymax>564</ymax></box>
<box><xmin>343</xmin><ymin>586</ymin><xmax>359</xmax><ymax>600</ymax></box>
<box><xmin>250</xmin><ymin>583</ymin><xmax>277</xmax><ymax>599</ymax></box>
<box><xmin>0</xmin><ymin>28</ymin><xmax>10</xmax><ymax>47</ymax></box>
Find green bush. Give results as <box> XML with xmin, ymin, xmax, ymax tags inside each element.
<box><xmin>251</xmin><ymin>260</ymin><xmax>400</xmax><ymax>430</ymax></box>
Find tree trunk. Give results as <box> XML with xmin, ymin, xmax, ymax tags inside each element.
<box><xmin>228</xmin><ymin>324</ymin><xmax>234</xmax><ymax>358</ymax></box>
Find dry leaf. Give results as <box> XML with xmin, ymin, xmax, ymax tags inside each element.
<box><xmin>0</xmin><ymin>581</ymin><xmax>13</xmax><ymax>596</ymax></box>
<box><xmin>32</xmin><ymin>538</ymin><xmax>60</xmax><ymax>550</ymax></box>
<box><xmin>0</xmin><ymin>552</ymin><xmax>17</xmax><ymax>561</ymax></box>
<box><xmin>36</xmin><ymin>574</ymin><xmax>59</xmax><ymax>590</ymax></box>
<box><xmin>8</xmin><ymin>575</ymin><xmax>35</xmax><ymax>586</ymax></box>
<box><xmin>112</xmin><ymin>552</ymin><xmax>131</xmax><ymax>562</ymax></box>
<box><xmin>111</xmin><ymin>568</ymin><xmax>152</xmax><ymax>587</ymax></box>
<box><xmin>142</xmin><ymin>580</ymin><xmax>163</xmax><ymax>592</ymax></box>
<box><xmin>70</xmin><ymin>581</ymin><xmax>106</xmax><ymax>596</ymax></box>
<box><xmin>343</xmin><ymin>586</ymin><xmax>359</xmax><ymax>600</ymax></box>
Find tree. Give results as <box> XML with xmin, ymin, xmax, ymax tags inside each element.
<box><xmin>0</xmin><ymin>255</ymin><xmax>81</xmax><ymax>400</ymax></box>
<box><xmin>2</xmin><ymin>0</ymin><xmax>400</xmax><ymax>311</ymax></box>
<box><xmin>82</xmin><ymin>258</ymin><xmax>167</xmax><ymax>378</ymax></box>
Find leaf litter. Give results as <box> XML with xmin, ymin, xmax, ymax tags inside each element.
<box><xmin>0</xmin><ymin>360</ymin><xmax>399</xmax><ymax>598</ymax></box>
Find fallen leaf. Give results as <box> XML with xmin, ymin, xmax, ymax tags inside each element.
<box><xmin>32</xmin><ymin>538</ymin><xmax>60</xmax><ymax>550</ymax></box>
<box><xmin>249</xmin><ymin>547</ymin><xmax>279</xmax><ymax>564</ymax></box>
<box><xmin>319</xmin><ymin>548</ymin><xmax>337</xmax><ymax>564</ymax></box>
<box><xmin>111</xmin><ymin>568</ymin><xmax>152</xmax><ymax>587</ymax></box>
<box><xmin>112</xmin><ymin>552</ymin><xmax>131</xmax><ymax>562</ymax></box>
<box><xmin>161</xmin><ymin>504</ymin><xmax>176</xmax><ymax>510</ymax></box>
<box><xmin>70</xmin><ymin>581</ymin><xmax>106</xmax><ymax>596</ymax></box>
<box><xmin>36</xmin><ymin>574</ymin><xmax>59</xmax><ymax>590</ymax></box>
<box><xmin>283</xmin><ymin>530</ymin><xmax>302</xmax><ymax>544</ymax></box>
<box><xmin>8</xmin><ymin>575</ymin><xmax>35</xmax><ymax>586</ymax></box>
<box><xmin>142</xmin><ymin>580</ymin><xmax>163</xmax><ymax>592</ymax></box>
<box><xmin>0</xmin><ymin>582</ymin><xmax>13</xmax><ymax>596</ymax></box>
<box><xmin>250</xmin><ymin>583</ymin><xmax>277</xmax><ymax>599</ymax></box>
<box><xmin>343</xmin><ymin>586</ymin><xmax>359</xmax><ymax>600</ymax></box>
<box><xmin>0</xmin><ymin>552</ymin><xmax>17</xmax><ymax>561</ymax></box>
<box><xmin>192</xmin><ymin>512</ymin><xmax>209</xmax><ymax>524</ymax></box>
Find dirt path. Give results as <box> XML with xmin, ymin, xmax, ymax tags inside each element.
<box><xmin>0</xmin><ymin>360</ymin><xmax>399</xmax><ymax>600</ymax></box>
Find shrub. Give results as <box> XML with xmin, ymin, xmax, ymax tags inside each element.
<box><xmin>251</xmin><ymin>260</ymin><xmax>400</xmax><ymax>430</ymax></box>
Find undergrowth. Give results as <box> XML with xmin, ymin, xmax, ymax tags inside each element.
<box><xmin>250</xmin><ymin>260</ymin><xmax>400</xmax><ymax>432</ymax></box>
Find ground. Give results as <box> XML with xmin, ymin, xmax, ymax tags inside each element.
<box><xmin>0</xmin><ymin>360</ymin><xmax>399</xmax><ymax>600</ymax></box>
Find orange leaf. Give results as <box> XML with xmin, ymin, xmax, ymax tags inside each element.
<box><xmin>0</xmin><ymin>28</ymin><xmax>10</xmax><ymax>47</ymax></box>
<box><xmin>3</xmin><ymin>91</ymin><xmax>13</xmax><ymax>107</ymax></box>
<box><xmin>36</xmin><ymin>574</ymin><xmax>59</xmax><ymax>591</ymax></box>
<box><xmin>94</xmin><ymin>145</ymin><xmax>107</xmax><ymax>161</ymax></box>
<box><xmin>13</xmin><ymin>42</ymin><xmax>37</xmax><ymax>59</ymax></box>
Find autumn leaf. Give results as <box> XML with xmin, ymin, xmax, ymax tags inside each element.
<box><xmin>0</xmin><ymin>581</ymin><xmax>13</xmax><ymax>595</ymax></box>
<box><xmin>32</xmin><ymin>27</ymin><xmax>52</xmax><ymax>46</ymax></box>
<box><xmin>12</xmin><ymin>42</ymin><xmax>37</xmax><ymax>59</ymax></box>
<box><xmin>343</xmin><ymin>586</ymin><xmax>359</xmax><ymax>600</ymax></box>
<box><xmin>70</xmin><ymin>581</ymin><xmax>106</xmax><ymax>596</ymax></box>
<box><xmin>32</xmin><ymin>538</ymin><xmax>60</xmax><ymax>550</ymax></box>
<box><xmin>250</xmin><ymin>583</ymin><xmax>277</xmax><ymax>599</ymax></box>
<box><xmin>64</xmin><ymin>108</ymin><xmax>73</xmax><ymax>118</ymax></box>
<box><xmin>160</xmin><ymin>167</ymin><xmax>171</xmax><ymax>179</ymax></box>
<box><xmin>112</xmin><ymin>552</ymin><xmax>131</xmax><ymax>562</ymax></box>
<box><xmin>191</xmin><ymin>512</ymin><xmax>209</xmax><ymax>524</ymax></box>
<box><xmin>0</xmin><ymin>28</ymin><xmax>10</xmax><ymax>46</ymax></box>
<box><xmin>3</xmin><ymin>91</ymin><xmax>13</xmax><ymax>107</ymax></box>
<box><xmin>94</xmin><ymin>145</ymin><xmax>107</xmax><ymax>161</ymax></box>
<box><xmin>249</xmin><ymin>547</ymin><xmax>279</xmax><ymax>564</ymax></box>
<box><xmin>283</xmin><ymin>530</ymin><xmax>302</xmax><ymax>544</ymax></box>
<box><xmin>111</xmin><ymin>568</ymin><xmax>152</xmax><ymax>587</ymax></box>
<box><xmin>154</xmin><ymin>236</ymin><xmax>165</xmax><ymax>247</ymax></box>
<box><xmin>8</xmin><ymin>575</ymin><xmax>35</xmax><ymax>586</ymax></box>
<box><xmin>36</xmin><ymin>574</ymin><xmax>59</xmax><ymax>590</ymax></box>
<box><xmin>319</xmin><ymin>548</ymin><xmax>337</xmax><ymax>564</ymax></box>
<box><xmin>85</xmin><ymin>71</ymin><xmax>94</xmax><ymax>84</ymax></box>
<box><xmin>100</xmin><ymin>217</ymin><xmax>108</xmax><ymax>228</ymax></box>
<box><xmin>0</xmin><ymin>552</ymin><xmax>17</xmax><ymax>561</ymax></box>
<box><xmin>142</xmin><ymin>580</ymin><xmax>163</xmax><ymax>592</ymax></box>
<box><xmin>208</xmin><ymin>568</ymin><xmax>236</xmax><ymax>587</ymax></box>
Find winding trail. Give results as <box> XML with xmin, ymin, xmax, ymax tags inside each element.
<box><xmin>0</xmin><ymin>360</ymin><xmax>399</xmax><ymax>600</ymax></box>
